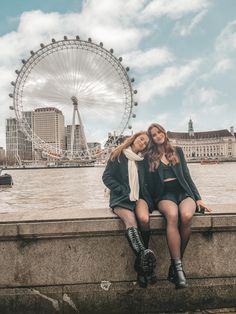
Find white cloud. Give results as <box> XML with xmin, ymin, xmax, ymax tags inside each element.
<box><xmin>0</xmin><ymin>5</ymin><xmax>149</xmax><ymax>147</ymax></box>
<box><xmin>174</xmin><ymin>9</ymin><xmax>207</xmax><ymax>36</ymax></box>
<box><xmin>180</xmin><ymin>85</ymin><xmax>230</xmax><ymax>130</ymax></box>
<box><xmin>122</xmin><ymin>47</ymin><xmax>174</xmax><ymax>70</ymax></box>
<box><xmin>215</xmin><ymin>20</ymin><xmax>236</xmax><ymax>57</ymax></box>
<box><xmin>213</xmin><ymin>58</ymin><xmax>234</xmax><ymax>74</ymax></box>
<box><xmin>142</xmin><ymin>0</ymin><xmax>210</xmax><ymax>20</ymax></box>
<box><xmin>138</xmin><ymin>59</ymin><xmax>202</xmax><ymax>102</ymax></box>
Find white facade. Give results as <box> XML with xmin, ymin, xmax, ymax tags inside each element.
<box><xmin>168</xmin><ymin>121</ymin><xmax>236</xmax><ymax>161</ymax></box>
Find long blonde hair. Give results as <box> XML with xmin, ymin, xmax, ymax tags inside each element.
<box><xmin>147</xmin><ymin>123</ymin><xmax>179</xmax><ymax>171</ymax></box>
<box><xmin>110</xmin><ymin>131</ymin><xmax>148</xmax><ymax>161</ymax></box>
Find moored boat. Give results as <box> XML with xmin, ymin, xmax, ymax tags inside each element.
<box><xmin>200</xmin><ymin>159</ymin><xmax>221</xmax><ymax>165</ymax></box>
<box><xmin>0</xmin><ymin>173</ymin><xmax>14</xmax><ymax>187</ymax></box>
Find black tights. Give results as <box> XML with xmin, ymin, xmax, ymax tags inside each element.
<box><xmin>158</xmin><ymin>197</ymin><xmax>196</xmax><ymax>259</ymax></box>
<box><xmin>113</xmin><ymin>199</ymin><xmax>150</xmax><ymax>232</ymax></box>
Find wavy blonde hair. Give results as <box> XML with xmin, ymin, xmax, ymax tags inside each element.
<box><xmin>110</xmin><ymin>131</ymin><xmax>148</xmax><ymax>161</ymax></box>
<box><xmin>147</xmin><ymin>123</ymin><xmax>179</xmax><ymax>171</ymax></box>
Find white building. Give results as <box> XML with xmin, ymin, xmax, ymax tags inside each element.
<box><xmin>168</xmin><ymin>119</ymin><xmax>236</xmax><ymax>161</ymax></box>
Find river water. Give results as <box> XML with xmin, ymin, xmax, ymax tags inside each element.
<box><xmin>1</xmin><ymin>162</ymin><xmax>236</xmax><ymax>212</ymax></box>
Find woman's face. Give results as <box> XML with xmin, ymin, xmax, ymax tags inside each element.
<box><xmin>150</xmin><ymin>127</ymin><xmax>165</xmax><ymax>145</ymax></box>
<box><xmin>132</xmin><ymin>134</ymin><xmax>149</xmax><ymax>152</ymax></box>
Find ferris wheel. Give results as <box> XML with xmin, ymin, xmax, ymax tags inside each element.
<box><xmin>9</xmin><ymin>36</ymin><xmax>137</xmax><ymax>160</ymax></box>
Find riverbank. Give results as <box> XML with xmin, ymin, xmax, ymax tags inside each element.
<box><xmin>1</xmin><ymin>159</ymin><xmax>236</xmax><ymax>170</ymax></box>
<box><xmin>0</xmin><ymin>205</ymin><xmax>235</xmax><ymax>314</ymax></box>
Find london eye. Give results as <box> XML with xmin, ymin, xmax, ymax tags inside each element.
<box><xmin>9</xmin><ymin>36</ymin><xmax>137</xmax><ymax>160</ymax></box>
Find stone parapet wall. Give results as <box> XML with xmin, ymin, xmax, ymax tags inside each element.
<box><xmin>0</xmin><ymin>206</ymin><xmax>235</xmax><ymax>313</ymax></box>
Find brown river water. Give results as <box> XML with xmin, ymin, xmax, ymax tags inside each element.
<box><xmin>1</xmin><ymin>162</ymin><xmax>236</xmax><ymax>213</ymax></box>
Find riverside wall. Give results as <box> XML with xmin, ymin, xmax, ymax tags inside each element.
<box><xmin>0</xmin><ymin>205</ymin><xmax>235</xmax><ymax>314</ymax></box>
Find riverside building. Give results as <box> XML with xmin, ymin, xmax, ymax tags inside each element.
<box><xmin>0</xmin><ymin>147</ymin><xmax>5</xmax><ymax>164</ymax></box>
<box><xmin>33</xmin><ymin>107</ymin><xmax>65</xmax><ymax>154</ymax></box>
<box><xmin>168</xmin><ymin>119</ymin><xmax>236</xmax><ymax>161</ymax></box>
<box><xmin>5</xmin><ymin>112</ymin><xmax>33</xmax><ymax>165</ymax></box>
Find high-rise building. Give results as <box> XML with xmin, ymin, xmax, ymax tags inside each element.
<box><xmin>0</xmin><ymin>147</ymin><xmax>5</xmax><ymax>164</ymax></box>
<box><xmin>33</xmin><ymin>107</ymin><xmax>65</xmax><ymax>153</ymax></box>
<box><xmin>66</xmin><ymin>124</ymin><xmax>82</xmax><ymax>152</ymax></box>
<box><xmin>5</xmin><ymin>112</ymin><xmax>33</xmax><ymax>164</ymax></box>
<box><xmin>6</xmin><ymin>118</ymin><xmax>23</xmax><ymax>165</ymax></box>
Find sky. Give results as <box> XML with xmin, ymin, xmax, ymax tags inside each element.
<box><xmin>0</xmin><ymin>0</ymin><xmax>236</xmax><ymax>148</ymax></box>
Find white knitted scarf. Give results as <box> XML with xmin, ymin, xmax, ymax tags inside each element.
<box><xmin>123</xmin><ymin>146</ymin><xmax>144</xmax><ymax>201</ymax></box>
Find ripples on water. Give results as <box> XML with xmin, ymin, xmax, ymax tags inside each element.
<box><xmin>1</xmin><ymin>162</ymin><xmax>236</xmax><ymax>212</ymax></box>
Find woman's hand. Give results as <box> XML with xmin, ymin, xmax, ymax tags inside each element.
<box><xmin>196</xmin><ymin>200</ymin><xmax>212</xmax><ymax>213</ymax></box>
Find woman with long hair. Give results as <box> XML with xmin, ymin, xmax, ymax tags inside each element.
<box><xmin>102</xmin><ymin>131</ymin><xmax>156</xmax><ymax>288</ymax></box>
<box><xmin>146</xmin><ymin>123</ymin><xmax>212</xmax><ymax>289</ymax></box>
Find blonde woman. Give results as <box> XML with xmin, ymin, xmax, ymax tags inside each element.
<box><xmin>102</xmin><ymin>131</ymin><xmax>156</xmax><ymax>288</ymax></box>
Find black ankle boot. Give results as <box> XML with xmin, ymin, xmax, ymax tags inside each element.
<box><xmin>126</xmin><ymin>227</ymin><xmax>156</xmax><ymax>276</ymax></box>
<box><xmin>167</xmin><ymin>263</ymin><xmax>175</xmax><ymax>284</ymax></box>
<box><xmin>171</xmin><ymin>258</ymin><xmax>188</xmax><ymax>289</ymax></box>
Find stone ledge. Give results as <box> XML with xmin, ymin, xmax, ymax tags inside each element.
<box><xmin>0</xmin><ymin>211</ymin><xmax>235</xmax><ymax>239</ymax></box>
<box><xmin>0</xmin><ymin>277</ymin><xmax>235</xmax><ymax>314</ymax></box>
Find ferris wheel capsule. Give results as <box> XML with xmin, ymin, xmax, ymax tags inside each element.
<box><xmin>51</xmin><ymin>38</ymin><xmax>56</xmax><ymax>43</ymax></box>
<box><xmin>64</xmin><ymin>36</ymin><xmax>68</xmax><ymax>40</ymax></box>
<box><xmin>119</xmin><ymin>57</ymin><xmax>122</xmax><ymax>62</ymax></box>
<box><xmin>99</xmin><ymin>42</ymin><xmax>103</xmax><ymax>47</ymax></box>
<box><xmin>88</xmin><ymin>38</ymin><xmax>92</xmax><ymax>42</ymax></box>
<box><xmin>131</xmin><ymin>78</ymin><xmax>135</xmax><ymax>82</ymax></box>
<box><xmin>76</xmin><ymin>35</ymin><xmax>80</xmax><ymax>40</ymax></box>
<box><xmin>134</xmin><ymin>102</ymin><xmax>138</xmax><ymax>106</ymax></box>
<box><xmin>110</xmin><ymin>48</ymin><xmax>114</xmax><ymax>53</ymax></box>
<box><xmin>11</xmin><ymin>81</ymin><xmax>15</xmax><ymax>86</ymax></box>
<box><xmin>40</xmin><ymin>43</ymin><xmax>45</xmax><ymax>48</ymax></box>
<box><xmin>126</xmin><ymin>67</ymin><xmax>130</xmax><ymax>71</ymax></box>
<box><xmin>132</xmin><ymin>114</ymin><xmax>136</xmax><ymax>118</ymax></box>
<box><xmin>133</xmin><ymin>90</ymin><xmax>138</xmax><ymax>94</ymax></box>
<box><xmin>128</xmin><ymin>125</ymin><xmax>132</xmax><ymax>129</ymax></box>
<box><xmin>30</xmin><ymin>50</ymin><xmax>35</xmax><ymax>55</ymax></box>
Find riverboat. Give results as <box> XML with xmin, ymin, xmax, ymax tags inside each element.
<box><xmin>200</xmin><ymin>159</ymin><xmax>221</xmax><ymax>165</ymax></box>
<box><xmin>0</xmin><ymin>173</ymin><xmax>13</xmax><ymax>187</ymax></box>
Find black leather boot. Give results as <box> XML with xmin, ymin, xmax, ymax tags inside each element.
<box><xmin>171</xmin><ymin>258</ymin><xmax>188</xmax><ymax>289</ymax></box>
<box><xmin>141</xmin><ymin>230</ymin><xmax>157</xmax><ymax>285</ymax></box>
<box><xmin>140</xmin><ymin>230</ymin><xmax>150</xmax><ymax>248</ymax></box>
<box><xmin>134</xmin><ymin>258</ymin><xmax>148</xmax><ymax>288</ymax></box>
<box><xmin>126</xmin><ymin>227</ymin><xmax>156</xmax><ymax>276</ymax></box>
<box><xmin>167</xmin><ymin>263</ymin><xmax>175</xmax><ymax>284</ymax></box>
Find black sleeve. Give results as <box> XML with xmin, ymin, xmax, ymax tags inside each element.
<box><xmin>102</xmin><ymin>158</ymin><xmax>122</xmax><ymax>193</ymax></box>
<box><xmin>177</xmin><ymin>147</ymin><xmax>201</xmax><ymax>201</ymax></box>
